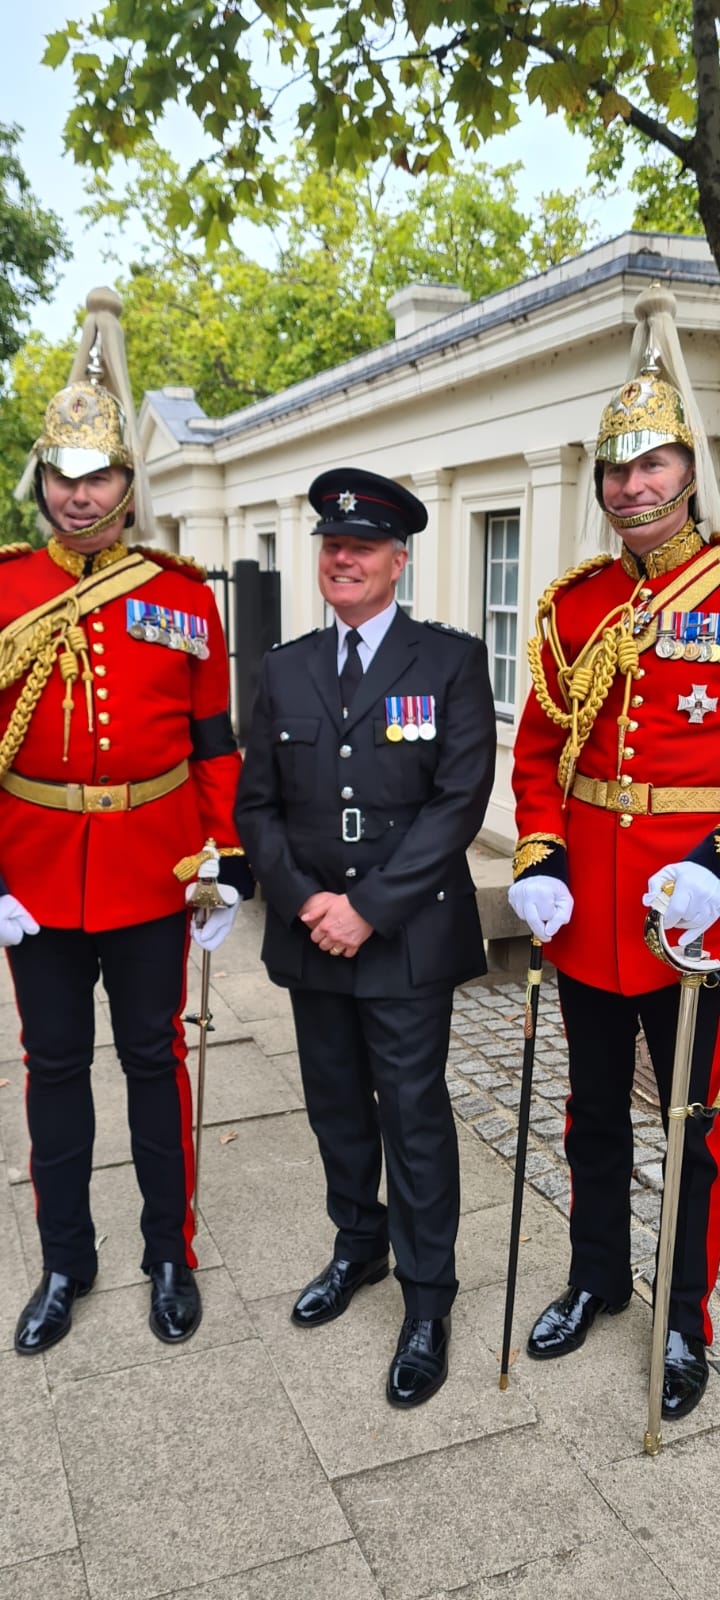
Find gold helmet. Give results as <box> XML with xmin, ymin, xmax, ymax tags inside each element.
<box><xmin>595</xmin><ymin>359</ymin><xmax>695</xmax><ymax>467</ymax></box>
<box><xmin>36</xmin><ymin>378</ymin><xmax>133</xmax><ymax>480</ymax></box>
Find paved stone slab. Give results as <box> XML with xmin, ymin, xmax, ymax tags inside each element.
<box><xmin>190</xmin><ymin>1038</ymin><xmax>304</xmax><ymax>1125</ymax></box>
<box><xmin>246</xmin><ymin>1015</ymin><xmax>302</xmax><ymax>1057</ymax></box>
<box><xmin>12</xmin><ymin>1160</ymin><xmax>222</xmax><ymax>1290</ymax></box>
<box><xmin>336</xmin><ymin>1427</ymin><xmax>619</xmax><ymax>1599</ymax></box>
<box><xmin>594</xmin><ymin>1430</ymin><xmax>720</xmax><ymax>1594</ymax></box>
<box><xmin>2</xmin><ymin>1552</ymin><xmax>89</xmax><ymax>1600</ymax></box>
<box><xmin>162</xmin><ymin>1543</ymin><xmax>383</xmax><ymax>1600</ymax></box>
<box><xmin>0</xmin><ymin>1163</ymin><xmax>30</xmax><ymax>1351</ymax></box>
<box><xmin>43</xmin><ymin>1266</ymin><xmax>253</xmax><ymax>1383</ymax></box>
<box><xmin>252</xmin><ymin>1281</ymin><xmax>535</xmax><ymax>1478</ymax></box>
<box><xmin>53</xmin><ymin>1343</ymin><xmax>350</xmax><ymax>1600</ymax></box>
<box><xmin>456</xmin><ymin>1188</ymin><xmax>570</xmax><ymax>1292</ymax></box>
<box><xmin>199</xmin><ymin>968</ymin><xmax>293</xmax><ymax>1026</ymax></box>
<box><xmin>457</xmin><ymin>1122</ymin><xmax>515</xmax><ymax>1212</ymax></box>
<box><xmin>0</xmin><ymin>1351</ymin><xmax>77</xmax><ymax>1570</ymax></box>
<box><xmin>198</xmin><ymin>1110</ymin><xmax>334</xmax><ymax>1301</ymax></box>
<box><xmin>429</xmin><ymin>1529</ymin><xmax>678</xmax><ymax>1599</ymax></box>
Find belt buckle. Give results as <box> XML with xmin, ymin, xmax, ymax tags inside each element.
<box><xmin>341</xmin><ymin>807</ymin><xmax>363</xmax><ymax>843</ymax></box>
<box><xmin>83</xmin><ymin>783</ymin><xmax>130</xmax><ymax>814</ymax></box>
<box><xmin>606</xmin><ymin>781</ymin><xmax>649</xmax><ymax>816</ymax></box>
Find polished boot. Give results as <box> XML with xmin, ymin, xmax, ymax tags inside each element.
<box><xmin>291</xmin><ymin>1256</ymin><xmax>389</xmax><ymax>1327</ymax></box>
<box><xmin>527</xmin><ymin>1286</ymin><xmax>630</xmax><ymax>1359</ymax></box>
<box><xmin>14</xmin><ymin>1270</ymin><xmax>93</xmax><ymax>1355</ymax></box>
<box><xmin>148</xmin><ymin>1262</ymin><xmax>202</xmax><ymax>1344</ymax></box>
<box><xmin>662</xmin><ymin>1328</ymin><xmax>708</xmax><ymax>1420</ymax></box>
<box><xmin>386</xmin><ymin>1315</ymin><xmax>451</xmax><ymax>1408</ymax></box>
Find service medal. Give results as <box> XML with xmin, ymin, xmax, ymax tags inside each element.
<box><xmin>385</xmin><ymin>696</ymin><xmax>403</xmax><ymax>742</ymax></box>
<box><xmin>402</xmin><ymin>695</ymin><xmax>419</xmax><ymax>741</ymax></box>
<box><xmin>418</xmin><ymin>693</ymin><xmax>437</xmax><ymax>740</ymax></box>
<box><xmin>656</xmin><ymin>638</ymin><xmax>675</xmax><ymax>659</ymax></box>
<box><xmin>684</xmin><ymin>641</ymin><xmax>702</xmax><ymax>661</ymax></box>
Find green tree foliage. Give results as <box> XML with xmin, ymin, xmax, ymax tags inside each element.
<box><xmin>48</xmin><ymin>2</ymin><xmax>719</xmax><ymax>260</ymax></box>
<box><xmin>0</xmin><ymin>123</ymin><xmax>70</xmax><ymax>365</ymax></box>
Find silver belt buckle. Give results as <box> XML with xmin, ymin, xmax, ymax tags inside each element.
<box><xmin>341</xmin><ymin>807</ymin><xmax>363</xmax><ymax>843</ymax></box>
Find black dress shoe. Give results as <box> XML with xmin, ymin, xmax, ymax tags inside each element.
<box><xmin>148</xmin><ymin>1262</ymin><xmax>202</xmax><ymax>1344</ymax></box>
<box><xmin>527</xmin><ymin>1286</ymin><xmax>630</xmax><ymax>1360</ymax></box>
<box><xmin>291</xmin><ymin>1256</ymin><xmax>389</xmax><ymax>1327</ymax></box>
<box><xmin>662</xmin><ymin>1328</ymin><xmax>708</xmax><ymax>1420</ymax></box>
<box><xmin>386</xmin><ymin>1315</ymin><xmax>451</xmax><ymax>1408</ymax></box>
<box><xmin>15</xmin><ymin>1270</ymin><xmax>93</xmax><ymax>1355</ymax></box>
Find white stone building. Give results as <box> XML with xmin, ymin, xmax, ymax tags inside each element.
<box><xmin>138</xmin><ymin>231</ymin><xmax>720</xmax><ymax>851</ymax></box>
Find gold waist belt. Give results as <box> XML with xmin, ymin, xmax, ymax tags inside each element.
<box><xmin>0</xmin><ymin>759</ymin><xmax>189</xmax><ymax>815</ymax></box>
<box><xmin>572</xmin><ymin>772</ymin><xmax>720</xmax><ymax>817</ymax></box>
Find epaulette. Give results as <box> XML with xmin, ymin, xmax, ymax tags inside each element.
<box><xmin>271</xmin><ymin>628</ymin><xmax>320</xmax><ymax>650</ymax></box>
<box><xmin>0</xmin><ymin>541</ymin><xmax>33</xmax><ymax>563</ymax></box>
<box><xmin>545</xmin><ymin>553</ymin><xmax>614</xmax><ymax>604</ymax></box>
<box><xmin>424</xmin><ymin>619</ymin><xmax>478</xmax><ymax>640</ymax></box>
<box><xmin>129</xmin><ymin>545</ymin><xmax>207</xmax><ymax>582</ymax></box>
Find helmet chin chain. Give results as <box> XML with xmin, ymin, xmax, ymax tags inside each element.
<box><xmin>36</xmin><ymin>471</ymin><xmax>135</xmax><ymax>541</ymax></box>
<box><xmin>604</xmin><ymin>479</ymin><xmax>695</xmax><ymax>532</ymax></box>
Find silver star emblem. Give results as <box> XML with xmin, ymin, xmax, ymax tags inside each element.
<box><xmin>337</xmin><ymin>491</ymin><xmax>357</xmax><ymax>513</ymax></box>
<box><xmin>678</xmin><ymin>684</ymin><xmax>719</xmax><ymax>724</ymax></box>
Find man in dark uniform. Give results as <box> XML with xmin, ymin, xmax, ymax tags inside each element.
<box><xmin>2</xmin><ymin>288</ymin><xmax>252</xmax><ymax>1355</ymax></box>
<box><xmin>235</xmin><ymin>469</ymin><xmax>496</xmax><ymax>1406</ymax></box>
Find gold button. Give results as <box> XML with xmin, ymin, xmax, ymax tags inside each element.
<box><xmin>96</xmin><ymin>687</ymin><xmax>109</xmax><ymax>700</ymax></box>
<box><xmin>92</xmin><ymin>621</ymin><xmax>105</xmax><ymax>633</ymax></box>
<box><xmin>620</xmin><ymin>774</ymin><xmax>633</xmax><ymax>788</ymax></box>
<box><xmin>636</xmin><ymin>668</ymin><xmax>645</xmax><ymax>679</ymax></box>
<box><xmin>619</xmin><ymin>815</ymin><xmax>633</xmax><ymax>828</ymax></box>
<box><xmin>92</xmin><ymin>642</ymin><xmax>105</xmax><ymax>655</ymax></box>
<box><xmin>94</xmin><ymin>666</ymin><xmax>107</xmax><ymax>677</ymax></box>
<box><xmin>623</xmin><ymin>747</ymin><xmax>635</xmax><ymax>759</ymax></box>
<box><xmin>639</xmin><ymin>588</ymin><xmax>653</xmax><ymax>601</ymax></box>
<box><xmin>627</xmin><ymin>721</ymin><xmax>638</xmax><ymax>733</ymax></box>
<box><xmin>631</xmin><ymin>696</ymin><xmax>643</xmax><ymax>708</ymax></box>
<box><xmin>98</xmin><ymin>712</ymin><xmax>110</xmax><ymax>725</ymax></box>
<box><xmin>98</xmin><ymin>737</ymin><xmax>111</xmax><ymax>751</ymax></box>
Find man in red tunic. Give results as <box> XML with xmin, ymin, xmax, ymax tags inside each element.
<box><xmin>2</xmin><ymin>289</ymin><xmax>251</xmax><ymax>1353</ymax></box>
<box><xmin>509</xmin><ymin>286</ymin><xmax>720</xmax><ymax>1420</ymax></box>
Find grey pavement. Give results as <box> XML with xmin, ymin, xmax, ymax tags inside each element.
<box><xmin>1</xmin><ymin>895</ymin><xmax>719</xmax><ymax>1600</ymax></box>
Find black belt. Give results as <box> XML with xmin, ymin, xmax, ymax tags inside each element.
<box><xmin>286</xmin><ymin>805</ymin><xmax>419</xmax><ymax>842</ymax></box>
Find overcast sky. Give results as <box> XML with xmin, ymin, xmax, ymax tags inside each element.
<box><xmin>5</xmin><ymin>2</ymin><xmax>638</xmax><ymax>342</ymax></box>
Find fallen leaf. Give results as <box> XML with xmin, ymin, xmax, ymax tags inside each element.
<box><xmin>219</xmin><ymin>1130</ymin><xmax>238</xmax><ymax>1145</ymax></box>
<box><xmin>519</xmin><ymin>1233</ymin><xmax>530</xmax><ymax>1242</ymax></box>
<box><xmin>214</xmin><ymin>970</ymin><xmax>227</xmax><ymax>978</ymax></box>
<box><xmin>0</xmin><ymin>1077</ymin><xmax>10</xmax><ymax>1088</ymax></box>
<box><xmin>496</xmin><ymin>1347</ymin><xmax>519</xmax><ymax>1366</ymax></box>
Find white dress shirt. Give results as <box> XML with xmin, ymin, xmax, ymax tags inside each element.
<box><xmin>335</xmin><ymin>599</ymin><xmax>398</xmax><ymax>675</ymax></box>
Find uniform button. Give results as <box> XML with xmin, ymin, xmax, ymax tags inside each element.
<box><xmin>94</xmin><ymin>665</ymin><xmax>107</xmax><ymax>677</ymax></box>
<box><xmin>639</xmin><ymin>587</ymin><xmax>653</xmax><ymax>601</ymax></box>
<box><xmin>620</xmin><ymin>774</ymin><xmax>633</xmax><ymax>788</ymax></box>
<box><xmin>619</xmin><ymin>815</ymin><xmax>633</xmax><ymax>828</ymax></box>
<box><xmin>345</xmin><ymin>867</ymin><xmax>357</xmax><ymax>879</ymax></box>
<box><xmin>636</xmin><ymin>668</ymin><xmax>645</xmax><ymax>679</ymax></box>
<box><xmin>279</xmin><ymin>731</ymin><xmax>290</xmax><ymax>742</ymax></box>
<box><xmin>96</xmin><ymin>688</ymin><xmax>109</xmax><ymax>700</ymax></box>
<box><xmin>436</xmin><ymin>890</ymin><xmax>445</xmax><ymax>901</ymax></box>
<box><xmin>623</xmin><ymin>747</ymin><xmax>635</xmax><ymax>759</ymax></box>
<box><xmin>92</xmin><ymin>620</ymin><xmax>105</xmax><ymax>633</ymax></box>
<box><xmin>92</xmin><ymin>642</ymin><xmax>105</xmax><ymax>655</ymax></box>
<box><xmin>627</xmin><ymin>721</ymin><xmax>638</xmax><ymax>733</ymax></box>
<box><xmin>339</xmin><ymin>744</ymin><xmax>352</xmax><ymax>758</ymax></box>
<box><xmin>98</xmin><ymin>712</ymin><xmax>110</xmax><ymax>725</ymax></box>
<box><xmin>341</xmin><ymin>786</ymin><xmax>354</xmax><ymax>800</ymax></box>
<box><xmin>98</xmin><ymin>737</ymin><xmax>111</xmax><ymax>751</ymax></box>
<box><xmin>99</xmin><ymin>775</ymin><xmax>110</xmax><ymax>784</ymax></box>
<box><xmin>631</xmin><ymin>696</ymin><xmax>643</xmax><ymax>708</ymax></box>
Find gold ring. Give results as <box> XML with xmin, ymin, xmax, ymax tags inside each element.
<box><xmin>329</xmin><ymin>945</ymin><xmax>341</xmax><ymax>956</ymax></box>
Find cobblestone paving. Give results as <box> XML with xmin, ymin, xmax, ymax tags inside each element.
<box><xmin>448</xmin><ymin>965</ymin><xmax>720</xmax><ymax>1332</ymax></box>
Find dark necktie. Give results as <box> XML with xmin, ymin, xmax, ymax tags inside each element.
<box><xmin>339</xmin><ymin>628</ymin><xmax>363</xmax><ymax>714</ymax></box>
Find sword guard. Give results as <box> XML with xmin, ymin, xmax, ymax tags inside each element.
<box><xmin>184</xmin><ymin>1011</ymin><xmax>215</xmax><ymax>1032</ymax></box>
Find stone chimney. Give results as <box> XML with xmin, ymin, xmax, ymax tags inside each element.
<box><xmin>386</xmin><ymin>283</ymin><xmax>471</xmax><ymax>339</ymax></box>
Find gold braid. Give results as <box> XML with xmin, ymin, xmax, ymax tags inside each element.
<box><xmin>527</xmin><ymin>553</ymin><xmax>643</xmax><ymax>795</ymax></box>
<box><xmin>0</xmin><ymin>598</ymin><xmax>89</xmax><ymax>778</ymax></box>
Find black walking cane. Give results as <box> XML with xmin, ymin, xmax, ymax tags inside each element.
<box><xmin>499</xmin><ymin>934</ymin><xmax>544</xmax><ymax>1389</ymax></box>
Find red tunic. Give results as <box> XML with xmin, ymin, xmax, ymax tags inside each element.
<box><xmin>513</xmin><ymin>547</ymin><xmax>720</xmax><ymax>995</ymax></box>
<box><xmin>0</xmin><ymin>545</ymin><xmax>243</xmax><ymax>931</ymax></box>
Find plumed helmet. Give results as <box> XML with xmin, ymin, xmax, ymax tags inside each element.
<box><xmin>36</xmin><ymin>379</ymin><xmax>133</xmax><ymax>479</ymax></box>
<box><xmin>595</xmin><ymin>361</ymin><xmax>695</xmax><ymax>466</ymax></box>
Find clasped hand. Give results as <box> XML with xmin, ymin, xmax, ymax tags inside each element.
<box><xmin>299</xmin><ymin>892</ymin><xmax>373</xmax><ymax>958</ymax></box>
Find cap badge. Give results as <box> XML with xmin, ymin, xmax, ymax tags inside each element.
<box><xmin>337</xmin><ymin>491</ymin><xmax>357</xmax><ymax>513</ymax></box>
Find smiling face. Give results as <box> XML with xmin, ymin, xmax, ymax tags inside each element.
<box><xmin>318</xmin><ymin>534</ymin><xmax>408</xmax><ymax>625</ymax></box>
<box><xmin>601</xmin><ymin>444</ymin><xmax>695</xmax><ymax>557</ymax></box>
<box><xmin>42</xmin><ymin>464</ymin><xmax>133</xmax><ymax>553</ymax></box>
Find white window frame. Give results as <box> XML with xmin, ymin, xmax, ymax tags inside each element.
<box><xmin>485</xmin><ymin>510</ymin><xmax>519</xmax><ymax>721</ymax></box>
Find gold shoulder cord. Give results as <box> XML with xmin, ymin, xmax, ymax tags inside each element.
<box><xmin>527</xmin><ymin>554</ymin><xmax>645</xmax><ymax>798</ymax></box>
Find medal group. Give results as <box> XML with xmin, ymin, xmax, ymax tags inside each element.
<box><xmin>126</xmin><ymin>598</ymin><xmax>210</xmax><ymax>658</ymax></box>
<box><xmin>384</xmin><ymin>694</ymin><xmax>437</xmax><ymax>741</ymax></box>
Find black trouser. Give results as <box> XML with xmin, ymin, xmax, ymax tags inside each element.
<box><xmin>558</xmin><ymin>970</ymin><xmax>720</xmax><ymax>1342</ymax></box>
<box><xmin>8</xmin><ymin>913</ymin><xmax>196</xmax><ymax>1285</ymax></box>
<box><xmin>289</xmin><ymin>987</ymin><xmax>458</xmax><ymax>1318</ymax></box>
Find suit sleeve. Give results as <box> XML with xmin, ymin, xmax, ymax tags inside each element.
<box><xmin>348</xmin><ymin>638</ymin><xmax>497</xmax><ymax>936</ymax></box>
<box><xmin>189</xmin><ymin>589</ymin><xmax>253</xmax><ymax>897</ymax></box>
<box><xmin>234</xmin><ymin>653</ymin><xmax>323</xmax><ymax>921</ymax></box>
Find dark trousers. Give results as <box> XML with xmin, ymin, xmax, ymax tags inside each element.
<box><xmin>558</xmin><ymin>970</ymin><xmax>720</xmax><ymax>1342</ymax></box>
<box><xmin>7</xmin><ymin>913</ymin><xmax>196</xmax><ymax>1285</ymax></box>
<box><xmin>289</xmin><ymin>987</ymin><xmax>458</xmax><ymax>1318</ymax></box>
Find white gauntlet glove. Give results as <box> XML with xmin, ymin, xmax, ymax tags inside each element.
<box><xmin>508</xmin><ymin>875</ymin><xmax>574</xmax><ymax>942</ymax></box>
<box><xmin>186</xmin><ymin>882</ymin><xmax>239</xmax><ymax>951</ymax></box>
<box><xmin>643</xmin><ymin>861</ymin><xmax>720</xmax><ymax>949</ymax></box>
<box><xmin>0</xmin><ymin>894</ymin><xmax>40</xmax><ymax>948</ymax></box>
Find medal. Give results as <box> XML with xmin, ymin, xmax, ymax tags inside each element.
<box><xmin>402</xmin><ymin>696</ymin><xmax>419</xmax><ymax>741</ymax></box>
<box><xmin>418</xmin><ymin>693</ymin><xmax>437</xmax><ymax>740</ymax></box>
<box><xmin>385</xmin><ymin>696</ymin><xmax>403</xmax><ymax>742</ymax></box>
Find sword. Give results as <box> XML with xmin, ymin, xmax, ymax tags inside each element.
<box><xmin>642</xmin><ymin>891</ymin><xmax>720</xmax><ymax>1455</ymax></box>
<box><xmin>179</xmin><ymin>839</ymin><xmax>226</xmax><ymax>1227</ymax></box>
<box><xmin>499</xmin><ymin>935</ymin><xmax>544</xmax><ymax>1389</ymax></box>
